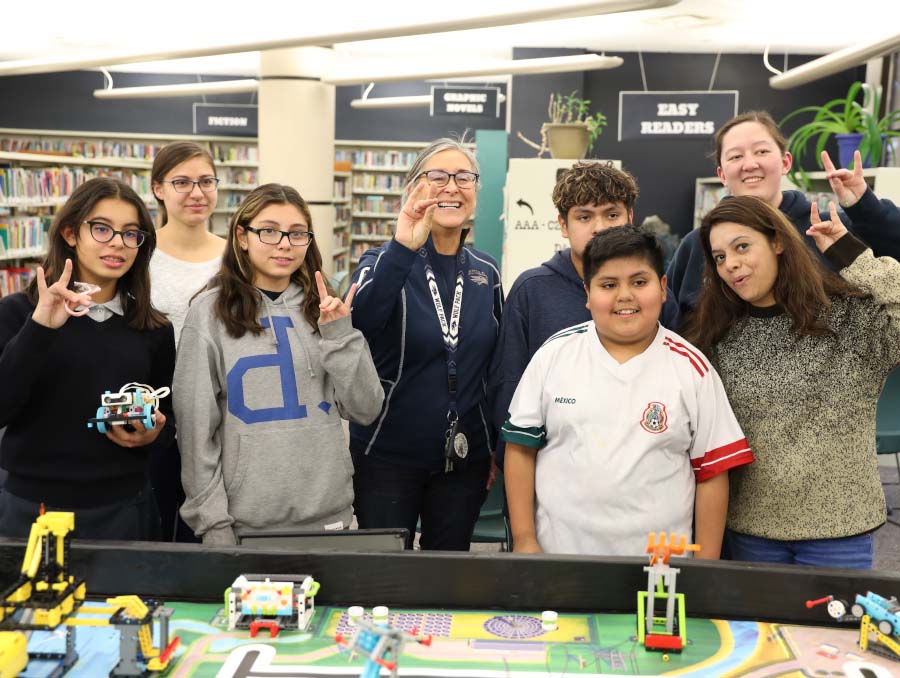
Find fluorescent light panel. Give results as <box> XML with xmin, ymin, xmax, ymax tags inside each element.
<box><xmin>769</xmin><ymin>30</ymin><xmax>900</xmax><ymax>89</ymax></box>
<box><xmin>351</xmin><ymin>93</ymin><xmax>508</xmax><ymax>109</ymax></box>
<box><xmin>93</xmin><ymin>79</ymin><xmax>259</xmax><ymax>99</ymax></box>
<box><xmin>0</xmin><ymin>0</ymin><xmax>676</xmax><ymax>77</ymax></box>
<box><xmin>327</xmin><ymin>54</ymin><xmax>623</xmax><ymax>86</ymax></box>
<box><xmin>90</xmin><ymin>53</ymin><xmax>620</xmax><ymax>100</ymax></box>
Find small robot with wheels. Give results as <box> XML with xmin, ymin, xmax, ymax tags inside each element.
<box><xmin>87</xmin><ymin>382</ymin><xmax>170</xmax><ymax>434</ymax></box>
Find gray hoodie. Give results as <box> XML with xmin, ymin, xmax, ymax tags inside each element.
<box><xmin>174</xmin><ymin>282</ymin><xmax>383</xmax><ymax>545</ymax></box>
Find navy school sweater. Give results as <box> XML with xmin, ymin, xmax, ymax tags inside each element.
<box><xmin>349</xmin><ymin>237</ymin><xmax>503</xmax><ymax>470</ymax></box>
<box><xmin>667</xmin><ymin>188</ymin><xmax>900</xmax><ymax>315</ymax></box>
<box><xmin>0</xmin><ymin>292</ymin><xmax>175</xmax><ymax>507</ymax></box>
<box><xmin>488</xmin><ymin>248</ymin><xmax>681</xmax><ymax>468</ymax></box>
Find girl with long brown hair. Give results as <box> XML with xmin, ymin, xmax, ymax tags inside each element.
<box><xmin>685</xmin><ymin>194</ymin><xmax>900</xmax><ymax>568</ymax></box>
<box><xmin>0</xmin><ymin>177</ymin><xmax>174</xmax><ymax>540</ymax></box>
<box><xmin>172</xmin><ymin>183</ymin><xmax>383</xmax><ymax>545</ymax></box>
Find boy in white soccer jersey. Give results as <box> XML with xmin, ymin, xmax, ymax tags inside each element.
<box><xmin>502</xmin><ymin>226</ymin><xmax>753</xmax><ymax>558</ymax></box>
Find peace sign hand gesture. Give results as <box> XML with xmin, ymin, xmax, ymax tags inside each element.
<box><xmin>394</xmin><ymin>179</ymin><xmax>440</xmax><ymax>252</ymax></box>
<box><xmin>316</xmin><ymin>271</ymin><xmax>356</xmax><ymax>326</ymax></box>
<box><xmin>807</xmin><ymin>201</ymin><xmax>849</xmax><ymax>253</ymax></box>
<box><xmin>822</xmin><ymin>150</ymin><xmax>867</xmax><ymax>208</ymax></box>
<box><xmin>31</xmin><ymin>259</ymin><xmax>96</xmax><ymax>329</ymax></box>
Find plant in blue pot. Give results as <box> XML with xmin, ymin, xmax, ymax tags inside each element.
<box><xmin>780</xmin><ymin>81</ymin><xmax>900</xmax><ymax>190</ymax></box>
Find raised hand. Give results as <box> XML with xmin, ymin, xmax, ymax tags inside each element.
<box><xmin>807</xmin><ymin>201</ymin><xmax>849</xmax><ymax>253</ymax></box>
<box><xmin>822</xmin><ymin>150</ymin><xmax>867</xmax><ymax>208</ymax></box>
<box><xmin>316</xmin><ymin>270</ymin><xmax>355</xmax><ymax>325</ymax></box>
<box><xmin>31</xmin><ymin>259</ymin><xmax>96</xmax><ymax>329</ymax></box>
<box><xmin>394</xmin><ymin>179</ymin><xmax>440</xmax><ymax>252</ymax></box>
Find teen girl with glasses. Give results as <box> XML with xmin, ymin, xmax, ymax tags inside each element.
<box><xmin>149</xmin><ymin>142</ymin><xmax>225</xmax><ymax>541</ymax></box>
<box><xmin>0</xmin><ymin>177</ymin><xmax>174</xmax><ymax>540</ymax></box>
<box><xmin>173</xmin><ymin>184</ymin><xmax>383</xmax><ymax>545</ymax></box>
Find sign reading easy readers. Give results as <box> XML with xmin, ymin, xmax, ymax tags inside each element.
<box><xmin>431</xmin><ymin>86</ymin><xmax>500</xmax><ymax>119</ymax></box>
<box><xmin>617</xmin><ymin>91</ymin><xmax>738</xmax><ymax>141</ymax></box>
<box><xmin>193</xmin><ymin>104</ymin><xmax>258</xmax><ymax>137</ymax></box>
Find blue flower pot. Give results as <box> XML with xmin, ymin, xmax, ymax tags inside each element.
<box><xmin>835</xmin><ymin>132</ymin><xmax>885</xmax><ymax>168</ymax></box>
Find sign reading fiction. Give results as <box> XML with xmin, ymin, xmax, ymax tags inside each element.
<box><xmin>431</xmin><ymin>86</ymin><xmax>501</xmax><ymax>119</ymax></box>
<box><xmin>617</xmin><ymin>91</ymin><xmax>738</xmax><ymax>141</ymax></box>
<box><xmin>193</xmin><ymin>103</ymin><xmax>258</xmax><ymax>137</ymax></box>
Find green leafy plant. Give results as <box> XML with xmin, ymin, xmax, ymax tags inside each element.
<box><xmin>548</xmin><ymin>91</ymin><xmax>608</xmax><ymax>152</ymax></box>
<box><xmin>517</xmin><ymin>90</ymin><xmax>608</xmax><ymax>157</ymax></box>
<box><xmin>780</xmin><ymin>81</ymin><xmax>900</xmax><ymax>190</ymax></box>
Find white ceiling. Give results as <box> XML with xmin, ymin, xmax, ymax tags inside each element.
<box><xmin>2</xmin><ymin>0</ymin><xmax>895</xmax><ymax>77</ymax></box>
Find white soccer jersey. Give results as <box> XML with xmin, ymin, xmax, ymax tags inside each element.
<box><xmin>502</xmin><ymin>321</ymin><xmax>752</xmax><ymax>557</ymax></box>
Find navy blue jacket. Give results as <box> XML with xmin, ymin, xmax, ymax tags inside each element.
<box><xmin>488</xmin><ymin>248</ymin><xmax>681</xmax><ymax>468</ymax></box>
<box><xmin>668</xmin><ymin>188</ymin><xmax>900</xmax><ymax>315</ymax></box>
<box><xmin>349</xmin><ymin>237</ymin><xmax>503</xmax><ymax>470</ymax></box>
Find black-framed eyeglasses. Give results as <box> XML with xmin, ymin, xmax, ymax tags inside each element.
<box><xmin>84</xmin><ymin>220</ymin><xmax>148</xmax><ymax>249</ymax></box>
<box><xmin>165</xmin><ymin>177</ymin><xmax>220</xmax><ymax>193</ymax></box>
<box><xmin>418</xmin><ymin>170</ymin><xmax>479</xmax><ymax>188</ymax></box>
<box><xmin>245</xmin><ymin>225</ymin><xmax>314</xmax><ymax>246</ymax></box>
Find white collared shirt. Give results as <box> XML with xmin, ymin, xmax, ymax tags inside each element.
<box><xmin>85</xmin><ymin>294</ymin><xmax>124</xmax><ymax>322</ymax></box>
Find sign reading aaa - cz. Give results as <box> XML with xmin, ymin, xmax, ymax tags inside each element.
<box><xmin>617</xmin><ymin>91</ymin><xmax>738</xmax><ymax>141</ymax></box>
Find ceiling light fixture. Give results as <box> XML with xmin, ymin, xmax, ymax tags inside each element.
<box><xmin>350</xmin><ymin>93</ymin><xmax>508</xmax><ymax>109</ymax></box>
<box><xmin>327</xmin><ymin>54</ymin><xmax>623</xmax><ymax>87</ymax></box>
<box><xmin>769</xmin><ymin>30</ymin><xmax>900</xmax><ymax>89</ymax></box>
<box><xmin>0</xmin><ymin>0</ymin><xmax>676</xmax><ymax>77</ymax></box>
<box><xmin>93</xmin><ymin>79</ymin><xmax>259</xmax><ymax>99</ymax></box>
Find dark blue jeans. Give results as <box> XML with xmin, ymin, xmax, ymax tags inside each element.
<box><xmin>352</xmin><ymin>452</ymin><xmax>489</xmax><ymax>551</ymax></box>
<box><xmin>725</xmin><ymin>528</ymin><xmax>874</xmax><ymax>569</ymax></box>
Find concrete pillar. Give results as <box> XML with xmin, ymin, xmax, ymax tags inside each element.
<box><xmin>259</xmin><ymin>47</ymin><xmax>336</xmax><ymax>275</ymax></box>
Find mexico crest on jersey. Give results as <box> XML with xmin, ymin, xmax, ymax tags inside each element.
<box><xmin>640</xmin><ymin>402</ymin><xmax>668</xmax><ymax>434</ymax></box>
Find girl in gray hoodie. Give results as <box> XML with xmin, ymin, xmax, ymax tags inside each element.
<box><xmin>173</xmin><ymin>184</ymin><xmax>383</xmax><ymax>545</ymax></box>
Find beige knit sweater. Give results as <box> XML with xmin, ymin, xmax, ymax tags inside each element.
<box><xmin>712</xmin><ymin>236</ymin><xmax>900</xmax><ymax>541</ymax></box>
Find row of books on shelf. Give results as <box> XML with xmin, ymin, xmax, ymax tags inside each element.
<box><xmin>334</xmin><ymin>178</ymin><xmax>351</xmax><ymax>200</ymax></box>
<box><xmin>353</xmin><ymin>174</ymin><xmax>404</xmax><ymax>192</ymax></box>
<box><xmin>336</xmin><ymin>205</ymin><xmax>351</xmax><ymax>223</ymax></box>
<box><xmin>0</xmin><ymin>167</ymin><xmax>151</xmax><ymax>206</ymax></box>
<box><xmin>0</xmin><ymin>266</ymin><xmax>35</xmax><ymax>297</ymax></box>
<box><xmin>0</xmin><ymin>217</ymin><xmax>47</xmax><ymax>257</ymax></box>
<box><xmin>352</xmin><ymin>195</ymin><xmax>401</xmax><ymax>214</ymax></box>
<box><xmin>222</xmin><ymin>168</ymin><xmax>257</xmax><ymax>185</ymax></box>
<box><xmin>333</xmin><ymin>230</ymin><xmax>350</xmax><ymax>249</ymax></box>
<box><xmin>0</xmin><ymin>138</ymin><xmax>165</xmax><ymax>161</ymax></box>
<box><xmin>211</xmin><ymin>144</ymin><xmax>258</xmax><ymax>164</ymax></box>
<box><xmin>335</xmin><ymin>149</ymin><xmax>416</xmax><ymax>169</ymax></box>
<box><xmin>352</xmin><ymin>221</ymin><xmax>394</xmax><ymax>237</ymax></box>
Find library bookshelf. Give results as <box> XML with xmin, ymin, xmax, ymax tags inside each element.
<box><xmin>0</xmin><ymin>128</ymin><xmax>258</xmax><ymax>297</ymax></box>
<box><xmin>0</xmin><ymin>129</ymin><xmax>462</xmax><ymax>296</ymax></box>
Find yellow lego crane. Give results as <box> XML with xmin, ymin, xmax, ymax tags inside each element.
<box><xmin>0</xmin><ymin>511</ymin><xmax>178</xmax><ymax>677</ymax></box>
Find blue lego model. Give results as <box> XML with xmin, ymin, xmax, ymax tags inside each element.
<box><xmin>852</xmin><ymin>592</ymin><xmax>900</xmax><ymax>637</ymax></box>
<box><xmin>87</xmin><ymin>382</ymin><xmax>170</xmax><ymax>434</ymax></box>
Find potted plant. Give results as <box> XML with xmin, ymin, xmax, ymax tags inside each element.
<box><xmin>780</xmin><ymin>81</ymin><xmax>900</xmax><ymax>190</ymax></box>
<box><xmin>517</xmin><ymin>91</ymin><xmax>608</xmax><ymax>159</ymax></box>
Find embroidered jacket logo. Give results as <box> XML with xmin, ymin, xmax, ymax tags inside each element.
<box><xmin>640</xmin><ymin>402</ymin><xmax>668</xmax><ymax>433</ymax></box>
<box><xmin>554</xmin><ymin>397</ymin><xmax>576</xmax><ymax>404</ymax></box>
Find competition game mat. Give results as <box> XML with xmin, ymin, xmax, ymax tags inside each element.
<box><xmin>20</xmin><ymin>603</ymin><xmax>897</xmax><ymax>678</ymax></box>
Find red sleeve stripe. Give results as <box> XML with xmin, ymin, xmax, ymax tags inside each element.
<box><xmin>663</xmin><ymin>341</ymin><xmax>708</xmax><ymax>377</ymax></box>
<box><xmin>691</xmin><ymin>438</ymin><xmax>754</xmax><ymax>482</ymax></box>
<box><xmin>664</xmin><ymin>336</ymin><xmax>710</xmax><ymax>372</ymax></box>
